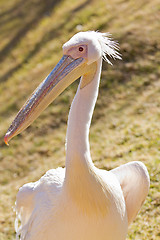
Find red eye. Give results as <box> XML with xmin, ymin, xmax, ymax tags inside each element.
<box><xmin>79</xmin><ymin>47</ymin><xmax>84</xmax><ymax>52</ymax></box>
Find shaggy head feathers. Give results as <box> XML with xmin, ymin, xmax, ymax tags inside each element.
<box><xmin>63</xmin><ymin>31</ymin><xmax>121</xmax><ymax>65</ymax></box>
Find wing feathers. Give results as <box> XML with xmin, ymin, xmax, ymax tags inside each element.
<box><xmin>15</xmin><ymin>167</ymin><xmax>65</xmax><ymax>240</ymax></box>
<box><xmin>111</xmin><ymin>161</ymin><xmax>150</xmax><ymax>224</ymax></box>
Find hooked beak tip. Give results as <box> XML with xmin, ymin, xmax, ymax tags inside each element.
<box><xmin>4</xmin><ymin>134</ymin><xmax>9</xmax><ymax>146</ymax></box>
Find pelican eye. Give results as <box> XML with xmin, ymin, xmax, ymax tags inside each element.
<box><xmin>79</xmin><ymin>47</ymin><xmax>84</xmax><ymax>52</ymax></box>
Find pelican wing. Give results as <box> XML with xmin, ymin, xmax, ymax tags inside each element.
<box><xmin>111</xmin><ymin>161</ymin><xmax>150</xmax><ymax>225</ymax></box>
<box><xmin>15</xmin><ymin>167</ymin><xmax>65</xmax><ymax>240</ymax></box>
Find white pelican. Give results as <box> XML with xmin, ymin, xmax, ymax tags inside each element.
<box><xmin>4</xmin><ymin>31</ymin><xmax>150</xmax><ymax>240</ymax></box>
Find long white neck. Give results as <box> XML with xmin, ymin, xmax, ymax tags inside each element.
<box><xmin>65</xmin><ymin>58</ymin><xmax>102</xmax><ymax>180</ymax></box>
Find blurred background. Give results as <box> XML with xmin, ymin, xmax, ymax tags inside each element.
<box><xmin>0</xmin><ymin>0</ymin><xmax>159</xmax><ymax>239</ymax></box>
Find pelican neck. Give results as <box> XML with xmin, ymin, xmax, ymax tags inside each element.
<box><xmin>65</xmin><ymin>57</ymin><xmax>102</xmax><ymax>179</ymax></box>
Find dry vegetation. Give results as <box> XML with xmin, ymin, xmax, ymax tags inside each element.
<box><xmin>0</xmin><ymin>0</ymin><xmax>160</xmax><ymax>239</ymax></box>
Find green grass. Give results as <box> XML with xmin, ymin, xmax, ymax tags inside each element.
<box><xmin>0</xmin><ymin>0</ymin><xmax>160</xmax><ymax>239</ymax></box>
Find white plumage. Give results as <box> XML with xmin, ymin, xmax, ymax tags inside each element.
<box><xmin>6</xmin><ymin>31</ymin><xmax>149</xmax><ymax>240</ymax></box>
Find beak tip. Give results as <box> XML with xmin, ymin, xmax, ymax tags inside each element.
<box><xmin>4</xmin><ymin>134</ymin><xmax>9</xmax><ymax>146</ymax></box>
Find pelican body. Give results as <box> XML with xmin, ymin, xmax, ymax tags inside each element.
<box><xmin>4</xmin><ymin>31</ymin><xmax>150</xmax><ymax>240</ymax></box>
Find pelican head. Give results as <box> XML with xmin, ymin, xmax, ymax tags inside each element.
<box><xmin>4</xmin><ymin>31</ymin><xmax>120</xmax><ymax>145</ymax></box>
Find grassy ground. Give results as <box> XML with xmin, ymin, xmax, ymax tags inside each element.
<box><xmin>0</xmin><ymin>0</ymin><xmax>160</xmax><ymax>239</ymax></box>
